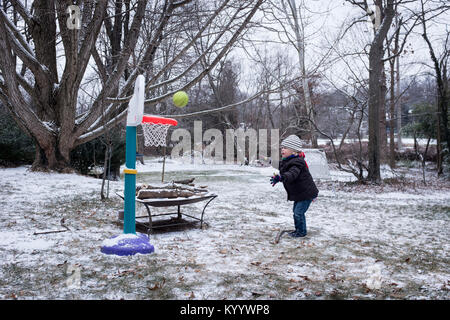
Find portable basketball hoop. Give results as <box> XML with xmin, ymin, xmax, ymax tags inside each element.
<box><xmin>101</xmin><ymin>75</ymin><xmax>178</xmax><ymax>256</ymax></box>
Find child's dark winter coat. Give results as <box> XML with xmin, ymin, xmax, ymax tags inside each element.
<box><xmin>279</xmin><ymin>155</ymin><xmax>319</xmax><ymax>202</ymax></box>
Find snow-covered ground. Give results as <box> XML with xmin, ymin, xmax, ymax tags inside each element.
<box><xmin>0</xmin><ymin>159</ymin><xmax>449</xmax><ymax>300</ymax></box>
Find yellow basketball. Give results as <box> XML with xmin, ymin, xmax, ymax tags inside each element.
<box><xmin>173</xmin><ymin>91</ymin><xmax>189</xmax><ymax>108</ymax></box>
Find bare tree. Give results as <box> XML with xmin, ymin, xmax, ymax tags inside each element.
<box><xmin>344</xmin><ymin>0</ymin><xmax>396</xmax><ymax>183</ymax></box>
<box><xmin>261</xmin><ymin>0</ymin><xmax>333</xmax><ymax>147</ymax></box>
<box><xmin>282</xmin><ymin>0</ymin><xmax>317</xmax><ymax>147</ymax></box>
<box><xmin>385</xmin><ymin>9</ymin><xmax>420</xmax><ymax>168</ymax></box>
<box><xmin>0</xmin><ymin>0</ymin><xmax>264</xmax><ymax>171</ymax></box>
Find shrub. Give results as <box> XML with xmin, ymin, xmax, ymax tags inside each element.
<box><xmin>0</xmin><ymin>104</ymin><xmax>35</xmax><ymax>166</ymax></box>
<box><xmin>70</xmin><ymin>128</ymin><xmax>126</xmax><ymax>178</ymax></box>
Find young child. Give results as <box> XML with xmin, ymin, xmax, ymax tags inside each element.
<box><xmin>270</xmin><ymin>135</ymin><xmax>319</xmax><ymax>238</ymax></box>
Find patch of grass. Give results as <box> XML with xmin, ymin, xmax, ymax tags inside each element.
<box><xmin>0</xmin><ymin>261</ymin><xmax>74</xmax><ymax>299</ymax></box>
<box><xmin>216</xmin><ymin>273</ymin><xmax>269</xmax><ymax>299</ymax></box>
<box><xmin>415</xmin><ymin>204</ymin><xmax>450</xmax><ymax>220</ymax></box>
<box><xmin>260</xmin><ymin>211</ymin><xmax>279</xmax><ymax>217</ymax></box>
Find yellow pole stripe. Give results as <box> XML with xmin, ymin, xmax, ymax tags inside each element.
<box><xmin>123</xmin><ymin>168</ymin><xmax>137</xmax><ymax>175</ymax></box>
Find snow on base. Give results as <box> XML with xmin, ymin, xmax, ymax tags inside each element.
<box><xmin>101</xmin><ymin>233</ymin><xmax>142</xmax><ymax>247</ymax></box>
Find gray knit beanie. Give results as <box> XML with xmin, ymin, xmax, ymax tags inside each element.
<box><xmin>280</xmin><ymin>135</ymin><xmax>302</xmax><ymax>152</ymax></box>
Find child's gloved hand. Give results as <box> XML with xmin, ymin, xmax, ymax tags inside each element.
<box><xmin>270</xmin><ymin>174</ymin><xmax>282</xmax><ymax>186</ymax></box>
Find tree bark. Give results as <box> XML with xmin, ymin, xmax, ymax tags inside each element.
<box><xmin>32</xmin><ymin>139</ymin><xmax>72</xmax><ymax>171</ymax></box>
<box><xmin>366</xmin><ymin>0</ymin><xmax>395</xmax><ymax>183</ymax></box>
<box><xmin>380</xmin><ymin>67</ymin><xmax>388</xmax><ymax>164</ymax></box>
<box><xmin>367</xmin><ymin>45</ymin><xmax>384</xmax><ymax>182</ymax></box>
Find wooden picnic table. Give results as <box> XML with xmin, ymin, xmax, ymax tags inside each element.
<box><xmin>117</xmin><ymin>192</ymin><xmax>218</xmax><ymax>234</ymax></box>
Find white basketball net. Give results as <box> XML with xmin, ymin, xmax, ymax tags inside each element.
<box><xmin>142</xmin><ymin>122</ymin><xmax>171</xmax><ymax>147</ymax></box>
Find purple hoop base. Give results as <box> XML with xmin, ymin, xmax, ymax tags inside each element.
<box><xmin>101</xmin><ymin>233</ymin><xmax>155</xmax><ymax>256</ymax></box>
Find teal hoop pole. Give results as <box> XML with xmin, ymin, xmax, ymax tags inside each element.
<box><xmin>124</xmin><ymin>125</ymin><xmax>136</xmax><ymax>234</ymax></box>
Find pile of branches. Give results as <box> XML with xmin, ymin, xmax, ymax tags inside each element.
<box><xmin>136</xmin><ymin>178</ymin><xmax>209</xmax><ymax>199</ymax></box>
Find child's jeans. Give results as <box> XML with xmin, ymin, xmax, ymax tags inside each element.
<box><xmin>293</xmin><ymin>200</ymin><xmax>312</xmax><ymax>236</ymax></box>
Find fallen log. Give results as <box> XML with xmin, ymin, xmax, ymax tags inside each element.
<box><xmin>136</xmin><ymin>179</ymin><xmax>209</xmax><ymax>199</ymax></box>
<box><xmin>171</xmin><ymin>183</ymin><xmax>209</xmax><ymax>193</ymax></box>
<box><xmin>137</xmin><ymin>189</ymin><xmax>195</xmax><ymax>199</ymax></box>
<box><xmin>137</xmin><ymin>183</ymin><xmax>208</xmax><ymax>193</ymax></box>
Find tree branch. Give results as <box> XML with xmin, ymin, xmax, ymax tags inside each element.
<box><xmin>0</xmin><ymin>8</ymin><xmax>49</xmax><ymax>84</ymax></box>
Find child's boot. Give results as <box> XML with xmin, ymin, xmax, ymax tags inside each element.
<box><xmin>288</xmin><ymin>230</ymin><xmax>306</xmax><ymax>238</ymax></box>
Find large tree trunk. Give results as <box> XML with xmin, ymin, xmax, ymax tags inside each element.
<box><xmin>367</xmin><ymin>48</ymin><xmax>383</xmax><ymax>183</ymax></box>
<box><xmin>366</xmin><ymin>0</ymin><xmax>395</xmax><ymax>183</ymax></box>
<box><xmin>27</xmin><ymin>83</ymin><xmax>78</xmax><ymax>171</ymax></box>
<box><xmin>32</xmin><ymin>139</ymin><xmax>72</xmax><ymax>171</ymax></box>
